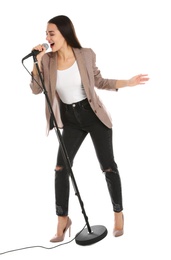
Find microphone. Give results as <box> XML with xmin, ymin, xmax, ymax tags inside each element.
<box><xmin>22</xmin><ymin>43</ymin><xmax>49</xmax><ymax>62</ymax></box>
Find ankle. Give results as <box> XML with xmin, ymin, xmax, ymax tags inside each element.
<box><xmin>58</xmin><ymin>216</ymin><xmax>68</xmax><ymax>222</ymax></box>
<box><xmin>57</xmin><ymin>216</ymin><xmax>68</xmax><ymax>236</ymax></box>
<box><xmin>114</xmin><ymin>212</ymin><xmax>124</xmax><ymax>229</ymax></box>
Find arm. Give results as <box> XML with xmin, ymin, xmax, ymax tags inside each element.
<box><xmin>90</xmin><ymin>49</ymin><xmax>149</xmax><ymax>90</ymax></box>
<box><xmin>31</xmin><ymin>44</ymin><xmax>47</xmax><ymax>75</ymax></box>
<box><xmin>115</xmin><ymin>74</ymin><xmax>149</xmax><ymax>89</ymax></box>
<box><xmin>30</xmin><ymin>44</ymin><xmax>47</xmax><ymax>94</ymax></box>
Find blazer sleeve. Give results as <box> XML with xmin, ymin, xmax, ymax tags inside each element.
<box><xmin>90</xmin><ymin>49</ymin><xmax>118</xmax><ymax>91</ymax></box>
<box><xmin>30</xmin><ymin>73</ymin><xmax>44</xmax><ymax>94</ymax></box>
<box><xmin>29</xmin><ymin>56</ymin><xmax>46</xmax><ymax>94</ymax></box>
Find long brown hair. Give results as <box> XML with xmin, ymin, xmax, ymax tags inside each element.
<box><xmin>48</xmin><ymin>15</ymin><xmax>82</xmax><ymax>48</ymax></box>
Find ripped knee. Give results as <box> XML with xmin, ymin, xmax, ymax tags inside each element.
<box><xmin>55</xmin><ymin>165</ymin><xmax>63</xmax><ymax>171</ymax></box>
<box><xmin>103</xmin><ymin>168</ymin><xmax>113</xmax><ymax>173</ymax></box>
<box><xmin>103</xmin><ymin>167</ymin><xmax>119</xmax><ymax>175</ymax></box>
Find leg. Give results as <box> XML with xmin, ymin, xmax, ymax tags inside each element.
<box><xmin>90</xmin><ymin>122</ymin><xmax>123</xmax><ymax>212</ymax></box>
<box><xmin>55</xmin><ymin>124</ymin><xmax>87</xmax><ymax>215</ymax></box>
<box><xmin>89</xmin><ymin>121</ymin><xmax>124</xmax><ymax>235</ymax></box>
<box><xmin>54</xmin><ymin>124</ymin><xmax>87</xmax><ymax>237</ymax></box>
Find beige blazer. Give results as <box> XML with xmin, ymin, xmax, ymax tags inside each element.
<box><xmin>30</xmin><ymin>48</ymin><xmax>118</xmax><ymax>134</ymax></box>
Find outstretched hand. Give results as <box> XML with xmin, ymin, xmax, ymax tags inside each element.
<box><xmin>128</xmin><ymin>74</ymin><xmax>149</xmax><ymax>86</ymax></box>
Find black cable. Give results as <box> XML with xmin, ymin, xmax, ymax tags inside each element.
<box><xmin>3</xmin><ymin>60</ymin><xmax>87</xmax><ymax>257</ymax></box>
<box><xmin>0</xmin><ymin>224</ymin><xmax>86</xmax><ymax>256</ymax></box>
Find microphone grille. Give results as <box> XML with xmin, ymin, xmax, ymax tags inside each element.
<box><xmin>42</xmin><ymin>43</ymin><xmax>49</xmax><ymax>51</ymax></box>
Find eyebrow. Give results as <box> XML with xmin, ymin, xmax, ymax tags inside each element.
<box><xmin>46</xmin><ymin>30</ymin><xmax>55</xmax><ymax>33</ymax></box>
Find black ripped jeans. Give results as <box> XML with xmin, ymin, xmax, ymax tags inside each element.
<box><xmin>55</xmin><ymin>98</ymin><xmax>123</xmax><ymax>216</ymax></box>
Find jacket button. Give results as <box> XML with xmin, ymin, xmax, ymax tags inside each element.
<box><xmin>94</xmin><ymin>110</ymin><xmax>97</xmax><ymax>113</ymax></box>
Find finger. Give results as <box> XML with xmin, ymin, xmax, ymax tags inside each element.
<box><xmin>32</xmin><ymin>44</ymin><xmax>43</xmax><ymax>51</ymax></box>
<box><xmin>140</xmin><ymin>74</ymin><xmax>149</xmax><ymax>78</ymax></box>
<box><xmin>141</xmin><ymin>78</ymin><xmax>150</xmax><ymax>81</ymax></box>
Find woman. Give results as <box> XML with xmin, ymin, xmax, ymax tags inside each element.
<box><xmin>30</xmin><ymin>15</ymin><xmax>149</xmax><ymax>242</ymax></box>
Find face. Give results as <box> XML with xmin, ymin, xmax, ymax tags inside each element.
<box><xmin>46</xmin><ymin>23</ymin><xmax>66</xmax><ymax>52</ymax></box>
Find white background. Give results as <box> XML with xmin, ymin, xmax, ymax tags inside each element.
<box><xmin>0</xmin><ymin>0</ymin><xmax>171</xmax><ymax>259</ymax></box>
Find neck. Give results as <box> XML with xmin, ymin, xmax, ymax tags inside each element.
<box><xmin>57</xmin><ymin>46</ymin><xmax>74</xmax><ymax>62</ymax></box>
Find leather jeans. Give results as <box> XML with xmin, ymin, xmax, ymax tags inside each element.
<box><xmin>55</xmin><ymin>99</ymin><xmax>123</xmax><ymax>215</ymax></box>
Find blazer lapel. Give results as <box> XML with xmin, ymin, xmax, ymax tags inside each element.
<box><xmin>49</xmin><ymin>52</ymin><xmax>57</xmax><ymax>98</ymax></box>
<box><xmin>73</xmin><ymin>48</ymin><xmax>90</xmax><ymax>95</ymax></box>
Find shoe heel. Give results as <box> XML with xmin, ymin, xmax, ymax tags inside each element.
<box><xmin>69</xmin><ymin>225</ymin><xmax>71</xmax><ymax>237</ymax></box>
<box><xmin>50</xmin><ymin>217</ymin><xmax>72</xmax><ymax>243</ymax></box>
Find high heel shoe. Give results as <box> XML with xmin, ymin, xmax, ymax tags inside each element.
<box><xmin>50</xmin><ymin>217</ymin><xmax>72</xmax><ymax>243</ymax></box>
<box><xmin>113</xmin><ymin>214</ymin><xmax>124</xmax><ymax>237</ymax></box>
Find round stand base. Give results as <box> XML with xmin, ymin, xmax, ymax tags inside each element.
<box><xmin>75</xmin><ymin>225</ymin><xmax>108</xmax><ymax>246</ymax></box>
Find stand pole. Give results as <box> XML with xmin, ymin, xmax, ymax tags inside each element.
<box><xmin>25</xmin><ymin>55</ymin><xmax>108</xmax><ymax>245</ymax></box>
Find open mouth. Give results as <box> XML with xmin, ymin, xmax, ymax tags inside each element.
<box><xmin>50</xmin><ymin>43</ymin><xmax>55</xmax><ymax>48</ymax></box>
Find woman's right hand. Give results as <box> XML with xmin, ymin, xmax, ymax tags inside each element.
<box><xmin>32</xmin><ymin>44</ymin><xmax>47</xmax><ymax>75</ymax></box>
<box><xmin>32</xmin><ymin>44</ymin><xmax>47</xmax><ymax>61</ymax></box>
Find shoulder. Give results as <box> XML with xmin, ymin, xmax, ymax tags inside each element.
<box><xmin>73</xmin><ymin>48</ymin><xmax>96</xmax><ymax>63</ymax></box>
<box><xmin>73</xmin><ymin>47</ymin><xmax>95</xmax><ymax>55</ymax></box>
<box><xmin>43</xmin><ymin>51</ymin><xmax>55</xmax><ymax>59</ymax></box>
<box><xmin>41</xmin><ymin>51</ymin><xmax>56</xmax><ymax>65</ymax></box>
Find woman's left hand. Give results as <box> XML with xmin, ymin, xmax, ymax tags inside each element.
<box><xmin>128</xmin><ymin>74</ymin><xmax>149</xmax><ymax>86</ymax></box>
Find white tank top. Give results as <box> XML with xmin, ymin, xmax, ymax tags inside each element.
<box><xmin>56</xmin><ymin>61</ymin><xmax>86</xmax><ymax>104</ymax></box>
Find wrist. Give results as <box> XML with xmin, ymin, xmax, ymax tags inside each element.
<box><xmin>126</xmin><ymin>79</ymin><xmax>131</xmax><ymax>86</ymax></box>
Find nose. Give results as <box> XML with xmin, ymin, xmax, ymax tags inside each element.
<box><xmin>46</xmin><ymin>34</ymin><xmax>50</xmax><ymax>41</ymax></box>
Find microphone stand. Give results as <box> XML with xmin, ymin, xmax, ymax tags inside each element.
<box><xmin>23</xmin><ymin>54</ymin><xmax>107</xmax><ymax>245</ymax></box>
